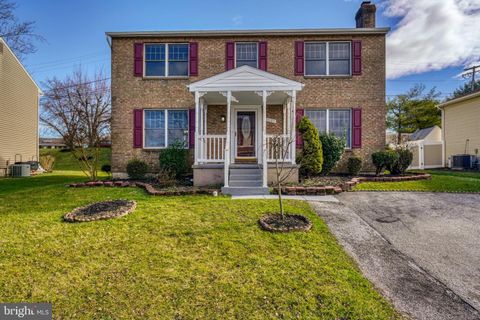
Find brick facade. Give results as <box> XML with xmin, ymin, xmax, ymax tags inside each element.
<box><xmin>110</xmin><ymin>33</ymin><xmax>386</xmax><ymax>176</ymax></box>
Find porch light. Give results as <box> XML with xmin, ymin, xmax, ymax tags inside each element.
<box><xmin>221</xmin><ymin>115</ymin><xmax>226</xmax><ymax>122</ymax></box>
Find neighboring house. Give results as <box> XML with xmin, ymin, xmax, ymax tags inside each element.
<box><xmin>0</xmin><ymin>37</ymin><xmax>42</xmax><ymax>176</ymax></box>
<box><xmin>438</xmin><ymin>91</ymin><xmax>480</xmax><ymax>168</ymax></box>
<box><xmin>106</xmin><ymin>1</ymin><xmax>388</xmax><ymax>194</ymax></box>
<box><xmin>39</xmin><ymin>137</ymin><xmax>67</xmax><ymax>149</ymax></box>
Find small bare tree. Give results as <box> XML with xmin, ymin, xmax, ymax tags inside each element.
<box><xmin>270</xmin><ymin>134</ymin><xmax>298</xmax><ymax>220</ymax></box>
<box><xmin>0</xmin><ymin>0</ymin><xmax>44</xmax><ymax>57</ymax></box>
<box><xmin>41</xmin><ymin>69</ymin><xmax>111</xmax><ymax>180</ymax></box>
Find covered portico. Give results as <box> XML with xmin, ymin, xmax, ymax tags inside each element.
<box><xmin>188</xmin><ymin>66</ymin><xmax>304</xmax><ymax>192</ymax></box>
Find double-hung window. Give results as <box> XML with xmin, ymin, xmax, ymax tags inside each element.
<box><xmin>144</xmin><ymin>43</ymin><xmax>189</xmax><ymax>77</ymax></box>
<box><xmin>305</xmin><ymin>109</ymin><xmax>352</xmax><ymax>148</ymax></box>
<box><xmin>305</xmin><ymin>42</ymin><xmax>351</xmax><ymax>76</ymax></box>
<box><xmin>236</xmin><ymin>42</ymin><xmax>258</xmax><ymax>68</ymax></box>
<box><xmin>144</xmin><ymin>110</ymin><xmax>188</xmax><ymax>148</ymax></box>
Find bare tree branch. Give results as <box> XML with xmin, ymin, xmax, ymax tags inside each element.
<box><xmin>0</xmin><ymin>0</ymin><xmax>44</xmax><ymax>57</ymax></box>
<box><xmin>40</xmin><ymin>68</ymin><xmax>111</xmax><ymax>180</ymax></box>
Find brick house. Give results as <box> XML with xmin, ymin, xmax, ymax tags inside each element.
<box><xmin>106</xmin><ymin>1</ymin><xmax>388</xmax><ymax>195</ymax></box>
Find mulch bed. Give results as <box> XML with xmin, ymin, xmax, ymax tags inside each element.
<box><xmin>67</xmin><ymin>180</ymin><xmax>219</xmax><ymax>196</ymax></box>
<box><xmin>275</xmin><ymin>172</ymin><xmax>431</xmax><ymax>195</ymax></box>
<box><xmin>259</xmin><ymin>214</ymin><xmax>312</xmax><ymax>232</ymax></box>
<box><xmin>64</xmin><ymin>199</ymin><xmax>136</xmax><ymax>222</ymax></box>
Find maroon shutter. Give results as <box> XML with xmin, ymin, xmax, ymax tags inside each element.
<box><xmin>189</xmin><ymin>108</ymin><xmax>195</xmax><ymax>148</ymax></box>
<box><xmin>189</xmin><ymin>42</ymin><xmax>198</xmax><ymax>76</ymax></box>
<box><xmin>352</xmin><ymin>108</ymin><xmax>362</xmax><ymax>148</ymax></box>
<box><xmin>133</xmin><ymin>109</ymin><xmax>143</xmax><ymax>148</ymax></box>
<box><xmin>258</xmin><ymin>41</ymin><xmax>267</xmax><ymax>71</ymax></box>
<box><xmin>296</xmin><ymin>109</ymin><xmax>304</xmax><ymax>147</ymax></box>
<box><xmin>352</xmin><ymin>40</ymin><xmax>362</xmax><ymax>76</ymax></box>
<box><xmin>134</xmin><ymin>43</ymin><xmax>143</xmax><ymax>77</ymax></box>
<box><xmin>294</xmin><ymin>41</ymin><xmax>304</xmax><ymax>76</ymax></box>
<box><xmin>226</xmin><ymin>42</ymin><xmax>235</xmax><ymax>70</ymax></box>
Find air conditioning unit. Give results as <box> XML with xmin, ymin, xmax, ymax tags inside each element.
<box><xmin>451</xmin><ymin>154</ymin><xmax>476</xmax><ymax>170</ymax></box>
<box><xmin>10</xmin><ymin>164</ymin><xmax>31</xmax><ymax>177</ymax></box>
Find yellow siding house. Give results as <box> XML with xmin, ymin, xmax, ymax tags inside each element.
<box><xmin>438</xmin><ymin>91</ymin><xmax>480</xmax><ymax>168</ymax></box>
<box><xmin>0</xmin><ymin>37</ymin><xmax>42</xmax><ymax>176</ymax></box>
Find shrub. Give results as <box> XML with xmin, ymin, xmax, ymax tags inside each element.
<box><xmin>39</xmin><ymin>155</ymin><xmax>55</xmax><ymax>172</ymax></box>
<box><xmin>101</xmin><ymin>164</ymin><xmax>111</xmax><ymax>175</ymax></box>
<box><xmin>389</xmin><ymin>147</ymin><xmax>414</xmax><ymax>175</ymax></box>
<box><xmin>320</xmin><ymin>133</ymin><xmax>346</xmax><ymax>175</ymax></box>
<box><xmin>159</xmin><ymin>141</ymin><xmax>189</xmax><ymax>179</ymax></box>
<box><xmin>372</xmin><ymin>150</ymin><xmax>399</xmax><ymax>176</ymax></box>
<box><xmin>156</xmin><ymin>168</ymin><xmax>177</xmax><ymax>187</ymax></box>
<box><xmin>126</xmin><ymin>159</ymin><xmax>148</xmax><ymax>180</ymax></box>
<box><xmin>347</xmin><ymin>157</ymin><xmax>362</xmax><ymax>176</ymax></box>
<box><xmin>297</xmin><ymin>117</ymin><xmax>323</xmax><ymax>176</ymax></box>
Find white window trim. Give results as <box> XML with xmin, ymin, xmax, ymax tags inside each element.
<box><xmin>304</xmin><ymin>41</ymin><xmax>352</xmax><ymax>77</ymax></box>
<box><xmin>143</xmin><ymin>43</ymin><xmax>190</xmax><ymax>78</ymax></box>
<box><xmin>143</xmin><ymin>109</ymin><xmax>189</xmax><ymax>149</ymax></box>
<box><xmin>306</xmin><ymin>108</ymin><xmax>352</xmax><ymax>149</ymax></box>
<box><xmin>234</xmin><ymin>42</ymin><xmax>259</xmax><ymax>68</ymax></box>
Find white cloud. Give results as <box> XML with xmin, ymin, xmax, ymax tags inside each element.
<box><xmin>231</xmin><ymin>15</ymin><xmax>243</xmax><ymax>26</ymax></box>
<box><xmin>384</xmin><ymin>0</ymin><xmax>480</xmax><ymax>79</ymax></box>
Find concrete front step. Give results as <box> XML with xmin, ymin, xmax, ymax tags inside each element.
<box><xmin>229</xmin><ymin>169</ymin><xmax>262</xmax><ymax>176</ymax></box>
<box><xmin>221</xmin><ymin>186</ymin><xmax>270</xmax><ymax>196</ymax></box>
<box><xmin>229</xmin><ymin>180</ymin><xmax>263</xmax><ymax>187</ymax></box>
<box><xmin>230</xmin><ymin>174</ymin><xmax>262</xmax><ymax>181</ymax></box>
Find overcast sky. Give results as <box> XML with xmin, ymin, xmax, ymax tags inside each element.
<box><xmin>13</xmin><ymin>0</ymin><xmax>480</xmax><ymax>99</ymax></box>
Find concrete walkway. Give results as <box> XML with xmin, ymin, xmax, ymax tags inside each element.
<box><xmin>230</xmin><ymin>195</ymin><xmax>339</xmax><ymax>202</ymax></box>
<box><xmin>310</xmin><ymin>196</ymin><xmax>480</xmax><ymax>320</ymax></box>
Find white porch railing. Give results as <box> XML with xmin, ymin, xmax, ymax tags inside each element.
<box><xmin>198</xmin><ymin>134</ymin><xmax>227</xmax><ymax>163</ymax></box>
<box><xmin>266</xmin><ymin>134</ymin><xmax>293</xmax><ymax>162</ymax></box>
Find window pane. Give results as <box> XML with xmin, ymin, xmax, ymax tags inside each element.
<box><xmin>329</xmin><ymin>43</ymin><xmax>350</xmax><ymax>59</ymax></box>
<box><xmin>168</xmin><ymin>44</ymin><xmax>189</xmax><ymax>76</ymax></box>
<box><xmin>329</xmin><ymin>42</ymin><xmax>351</xmax><ymax>75</ymax></box>
<box><xmin>145</xmin><ymin>61</ymin><xmax>165</xmax><ymax>77</ymax></box>
<box><xmin>305</xmin><ymin>43</ymin><xmax>327</xmax><ymax>75</ymax></box>
<box><xmin>329</xmin><ymin>60</ymin><xmax>350</xmax><ymax>75</ymax></box>
<box><xmin>145</xmin><ymin>44</ymin><xmax>166</xmax><ymax>76</ymax></box>
<box><xmin>305</xmin><ymin>43</ymin><xmax>326</xmax><ymax>60</ymax></box>
<box><xmin>169</xmin><ymin>61</ymin><xmax>188</xmax><ymax>76</ymax></box>
<box><xmin>145</xmin><ymin>110</ymin><xmax>165</xmax><ymax>148</ymax></box>
<box><xmin>236</xmin><ymin>43</ymin><xmax>258</xmax><ymax>68</ymax></box>
<box><xmin>167</xmin><ymin>110</ymin><xmax>188</xmax><ymax>146</ymax></box>
<box><xmin>329</xmin><ymin>110</ymin><xmax>351</xmax><ymax>148</ymax></box>
<box><xmin>305</xmin><ymin>110</ymin><xmax>327</xmax><ymax>134</ymax></box>
<box><xmin>305</xmin><ymin>60</ymin><xmax>326</xmax><ymax>75</ymax></box>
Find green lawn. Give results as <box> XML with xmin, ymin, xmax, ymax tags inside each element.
<box><xmin>354</xmin><ymin>169</ymin><xmax>480</xmax><ymax>192</ymax></box>
<box><xmin>40</xmin><ymin>148</ymin><xmax>111</xmax><ymax>171</ymax></box>
<box><xmin>0</xmin><ymin>171</ymin><xmax>401</xmax><ymax>319</ymax></box>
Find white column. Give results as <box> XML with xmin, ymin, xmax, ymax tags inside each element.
<box><xmin>224</xmin><ymin>91</ymin><xmax>232</xmax><ymax>187</ymax></box>
<box><xmin>194</xmin><ymin>91</ymin><xmax>200</xmax><ymax>165</ymax></box>
<box><xmin>291</xmin><ymin>90</ymin><xmax>297</xmax><ymax>165</ymax></box>
<box><xmin>262</xmin><ymin>90</ymin><xmax>268</xmax><ymax>188</ymax></box>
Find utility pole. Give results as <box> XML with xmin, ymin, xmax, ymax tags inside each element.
<box><xmin>463</xmin><ymin>65</ymin><xmax>480</xmax><ymax>91</ymax></box>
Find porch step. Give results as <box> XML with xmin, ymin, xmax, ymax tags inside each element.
<box><xmin>221</xmin><ymin>186</ymin><xmax>270</xmax><ymax>196</ymax></box>
<box><xmin>230</xmin><ymin>174</ymin><xmax>262</xmax><ymax>181</ymax></box>
<box><xmin>229</xmin><ymin>180</ymin><xmax>263</xmax><ymax>187</ymax></box>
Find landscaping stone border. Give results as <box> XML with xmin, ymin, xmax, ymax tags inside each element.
<box><xmin>64</xmin><ymin>200</ymin><xmax>137</xmax><ymax>222</ymax></box>
<box><xmin>67</xmin><ymin>180</ymin><xmax>220</xmax><ymax>196</ymax></box>
<box><xmin>274</xmin><ymin>173</ymin><xmax>431</xmax><ymax>195</ymax></box>
<box><xmin>259</xmin><ymin>214</ymin><xmax>312</xmax><ymax>233</ymax></box>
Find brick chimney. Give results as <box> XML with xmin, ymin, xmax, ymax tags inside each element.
<box><xmin>355</xmin><ymin>1</ymin><xmax>376</xmax><ymax>28</ymax></box>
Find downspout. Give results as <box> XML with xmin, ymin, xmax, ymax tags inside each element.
<box><xmin>436</xmin><ymin>104</ymin><xmax>446</xmax><ymax>167</ymax></box>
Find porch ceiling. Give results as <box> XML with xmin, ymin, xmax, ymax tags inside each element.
<box><xmin>187</xmin><ymin>65</ymin><xmax>304</xmax><ymax>93</ymax></box>
<box><xmin>201</xmin><ymin>91</ymin><xmax>289</xmax><ymax>105</ymax></box>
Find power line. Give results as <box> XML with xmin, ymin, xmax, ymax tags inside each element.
<box><xmin>463</xmin><ymin>65</ymin><xmax>480</xmax><ymax>91</ymax></box>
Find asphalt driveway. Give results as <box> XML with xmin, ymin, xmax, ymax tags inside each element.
<box><xmin>310</xmin><ymin>192</ymin><xmax>480</xmax><ymax>320</ymax></box>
